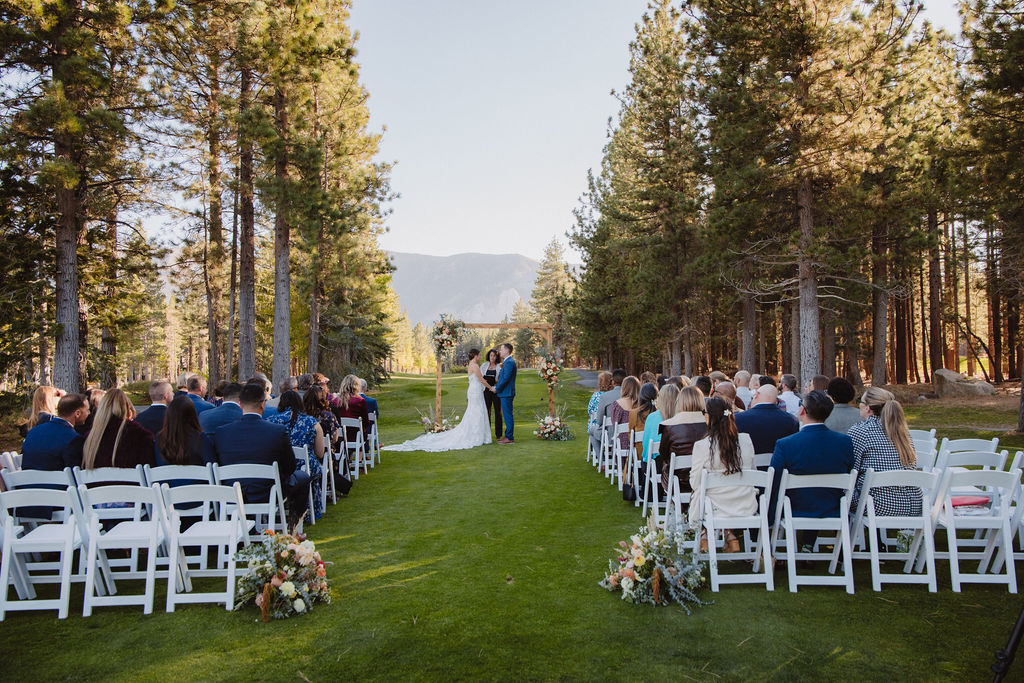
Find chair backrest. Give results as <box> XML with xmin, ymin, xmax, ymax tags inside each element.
<box><xmin>339</xmin><ymin>417</ymin><xmax>364</xmax><ymax>441</ymax></box>
<box><xmin>1010</xmin><ymin>451</ymin><xmax>1024</xmax><ymax>473</ymax></box>
<box><xmin>780</xmin><ymin>470</ymin><xmax>858</xmax><ymax>493</ymax></box>
<box><xmin>1</xmin><ymin>467</ymin><xmax>75</xmax><ymax>491</ymax></box>
<box><xmin>940</xmin><ymin>469</ymin><xmax>1020</xmax><ymax>515</ymax></box>
<box><xmin>939</xmin><ymin>437</ymin><xmax>999</xmax><ymax>457</ymax></box>
<box><xmin>912</xmin><ymin>437</ymin><xmax>937</xmax><ymax>452</ymax></box>
<box><xmin>937</xmin><ymin>450</ymin><xmax>1007</xmax><ymax>472</ymax></box>
<box><xmin>647</xmin><ymin>438</ymin><xmax>661</xmax><ymax>457</ymax></box>
<box><xmin>704</xmin><ymin>467</ymin><xmax>774</xmax><ymax>493</ymax></box>
<box><xmin>908</xmin><ymin>428</ymin><xmax>936</xmax><ymax>440</ymax></box>
<box><xmin>863</xmin><ymin>468</ymin><xmax>940</xmax><ymax>499</ymax></box>
<box><xmin>0</xmin><ymin>487</ymin><xmax>75</xmax><ymax>526</ymax></box>
<box><xmin>613</xmin><ymin>422</ymin><xmax>629</xmax><ymax>436</ymax></box>
<box><xmin>77</xmin><ymin>482</ymin><xmax>160</xmax><ymax>511</ymax></box>
<box><xmin>213</xmin><ymin>462</ymin><xmax>281</xmax><ymax>489</ymax></box>
<box><xmin>160</xmin><ymin>482</ymin><xmax>246</xmax><ymax>533</ymax></box>
<box><xmin>753</xmin><ymin>452</ymin><xmax>773</xmax><ymax>469</ymax></box>
<box><xmin>73</xmin><ymin>465</ymin><xmax>146</xmax><ymax>488</ymax></box>
<box><xmin>143</xmin><ymin>464</ymin><xmax>214</xmax><ymax>486</ymax></box>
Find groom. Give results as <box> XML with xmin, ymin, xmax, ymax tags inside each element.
<box><xmin>491</xmin><ymin>342</ymin><xmax>517</xmax><ymax>444</ymax></box>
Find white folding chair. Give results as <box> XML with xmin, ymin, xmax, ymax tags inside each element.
<box><xmin>998</xmin><ymin>452</ymin><xmax>1024</xmax><ymax>570</ymax></box>
<box><xmin>72</xmin><ymin>466</ymin><xmax>148</xmax><ymax>521</ymax></box>
<box><xmin>78</xmin><ymin>484</ymin><xmax>167</xmax><ymax>616</ymax></box>
<box><xmin>625</xmin><ymin>431</ymin><xmax>645</xmax><ymax>507</ymax></box>
<box><xmin>292</xmin><ymin>446</ymin><xmax>316</xmax><ymax>525</ymax></box>
<box><xmin>936</xmin><ymin>449</ymin><xmax>1007</xmax><ymax>475</ymax></box>
<box><xmin>771</xmin><ymin>470</ymin><xmax>858</xmax><ymax>594</ymax></box>
<box><xmin>908</xmin><ymin>428</ymin><xmax>937</xmax><ymax>441</ymax></box>
<box><xmin>0</xmin><ymin>488</ymin><xmax>80</xmax><ymax>619</ymax></box>
<box><xmin>0</xmin><ymin>468</ymin><xmax>76</xmax><ymax>525</ymax></box>
<box><xmin>753</xmin><ymin>453</ymin><xmax>773</xmax><ymax>469</ymax></box>
<box><xmin>321</xmin><ymin>442</ymin><xmax>337</xmax><ymax>508</ymax></box>
<box><xmin>340</xmin><ymin>418</ymin><xmax>367</xmax><ymax>479</ymax></box>
<box><xmin>143</xmin><ymin>464</ymin><xmax>215</xmax><ymax>487</ymax></box>
<box><xmin>213</xmin><ymin>462</ymin><xmax>286</xmax><ymax>539</ymax></box>
<box><xmin>368</xmin><ymin>412</ymin><xmax>381</xmax><ymax>467</ymax></box>
<box><xmin>610</xmin><ymin>422</ymin><xmax>630</xmax><ymax>490</ymax></box>
<box><xmin>161</xmin><ymin>482</ymin><xmax>250</xmax><ymax>612</ymax></box>
<box><xmin>693</xmin><ymin>468</ymin><xmax>775</xmax><ymax>591</ymax></box>
<box><xmin>850</xmin><ymin>469</ymin><xmax>940</xmax><ymax>592</ymax></box>
<box><xmin>640</xmin><ymin>438</ymin><xmax>661</xmax><ymax>518</ymax></box>
<box><xmin>598</xmin><ymin>417</ymin><xmax>613</xmax><ymax>474</ymax></box>
<box><xmin>665</xmin><ymin>453</ymin><xmax>693</xmax><ymax>532</ymax></box>
<box><xmin>936</xmin><ymin>437</ymin><xmax>999</xmax><ymax>469</ymax></box>
<box><xmin>928</xmin><ymin>469</ymin><xmax>1020</xmax><ymax>593</ymax></box>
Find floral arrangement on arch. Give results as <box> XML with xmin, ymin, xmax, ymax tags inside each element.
<box><xmin>533</xmin><ymin>406</ymin><xmax>573</xmax><ymax>441</ymax></box>
<box><xmin>417</xmin><ymin>406</ymin><xmax>461</xmax><ymax>433</ymax></box>
<box><xmin>431</xmin><ymin>314</ymin><xmax>465</xmax><ymax>357</ymax></box>
<box><xmin>538</xmin><ymin>355</ymin><xmax>561</xmax><ymax>388</ymax></box>
<box><xmin>234</xmin><ymin>530</ymin><xmax>331</xmax><ymax>621</ymax></box>
<box><xmin>599</xmin><ymin>518</ymin><xmax>708</xmax><ymax>613</ymax></box>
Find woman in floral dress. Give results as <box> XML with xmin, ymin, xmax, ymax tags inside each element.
<box><xmin>267</xmin><ymin>390</ymin><xmax>326</xmax><ymax>520</ymax></box>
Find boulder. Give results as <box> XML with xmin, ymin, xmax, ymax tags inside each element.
<box><xmin>932</xmin><ymin>369</ymin><xmax>996</xmax><ymax>398</ymax></box>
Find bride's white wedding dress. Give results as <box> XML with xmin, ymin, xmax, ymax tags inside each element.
<box><xmin>383</xmin><ymin>373</ymin><xmax>493</xmax><ymax>452</ymax></box>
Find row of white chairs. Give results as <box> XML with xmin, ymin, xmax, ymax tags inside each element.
<box><xmin>1</xmin><ymin>476</ymin><xmax>252</xmax><ymax>619</ymax></box>
<box><xmin>587</xmin><ymin>418</ymin><xmax>1024</xmax><ymax>594</ymax></box>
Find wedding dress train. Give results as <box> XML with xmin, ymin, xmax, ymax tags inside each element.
<box><xmin>383</xmin><ymin>374</ymin><xmax>493</xmax><ymax>452</ymax></box>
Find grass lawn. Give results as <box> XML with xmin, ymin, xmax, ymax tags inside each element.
<box><xmin>1</xmin><ymin>371</ymin><xmax>1021</xmax><ymax>681</ymax></box>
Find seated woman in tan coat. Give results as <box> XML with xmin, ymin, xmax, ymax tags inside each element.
<box><xmin>655</xmin><ymin>386</ymin><xmax>708</xmax><ymax>496</ymax></box>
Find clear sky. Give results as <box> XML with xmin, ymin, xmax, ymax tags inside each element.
<box><xmin>350</xmin><ymin>0</ymin><xmax>962</xmax><ymax>261</ymax></box>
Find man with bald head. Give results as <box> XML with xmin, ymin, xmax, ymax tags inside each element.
<box><xmin>712</xmin><ymin>381</ymin><xmax>743</xmax><ymax>410</ymax></box>
<box><xmin>734</xmin><ymin>383</ymin><xmax>799</xmax><ymax>454</ymax></box>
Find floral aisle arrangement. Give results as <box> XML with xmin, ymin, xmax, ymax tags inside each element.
<box><xmin>599</xmin><ymin>519</ymin><xmax>708</xmax><ymax>613</ymax></box>
<box><xmin>431</xmin><ymin>314</ymin><xmax>466</xmax><ymax>357</ymax></box>
<box><xmin>533</xmin><ymin>407</ymin><xmax>573</xmax><ymax>441</ymax></box>
<box><xmin>417</xmin><ymin>406</ymin><xmax>460</xmax><ymax>433</ymax></box>
<box><xmin>234</xmin><ymin>530</ymin><xmax>331</xmax><ymax>621</ymax></box>
<box><xmin>538</xmin><ymin>355</ymin><xmax>561</xmax><ymax>388</ymax></box>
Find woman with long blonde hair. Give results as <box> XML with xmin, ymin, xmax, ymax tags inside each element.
<box><xmin>847</xmin><ymin>387</ymin><xmax>921</xmax><ymax>516</ymax></box>
<box><xmin>24</xmin><ymin>385</ymin><xmax>62</xmax><ymax>432</ymax></box>
<box><xmin>655</xmin><ymin>385</ymin><xmax>709</xmax><ymax>497</ymax></box>
<box><xmin>332</xmin><ymin>373</ymin><xmax>371</xmax><ymax>448</ymax></box>
<box><xmin>82</xmin><ymin>388</ymin><xmax>156</xmax><ymax>469</ymax></box>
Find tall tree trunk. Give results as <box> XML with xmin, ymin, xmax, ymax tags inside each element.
<box><xmin>843</xmin><ymin>322</ymin><xmax>864</xmax><ymax>387</ymax></box>
<box><xmin>928</xmin><ymin>210</ymin><xmax>944</xmax><ymax>375</ymax></box>
<box><xmin>894</xmin><ymin>288</ymin><xmax>908</xmax><ymax>384</ymax></box>
<box><xmin>908</xmin><ymin>282</ymin><xmax>920</xmax><ymax>383</ymax></box>
<box><xmin>741</xmin><ymin>259</ymin><xmax>756</xmax><ymax>371</ymax></box>
<box><xmin>796</xmin><ymin>176</ymin><xmax>819</xmax><ymax>389</ymax></box>
<box><xmin>682</xmin><ymin>307</ymin><xmax>693</xmax><ymax>376</ymax></box>
<box><xmin>236</xmin><ymin>65</ymin><xmax>256</xmax><ymax>382</ymax></box>
<box><xmin>919</xmin><ymin>262</ymin><xmax>930</xmax><ymax>381</ymax></box>
<box><xmin>944</xmin><ymin>216</ymin><xmax>959</xmax><ymax>371</ymax></box>
<box><xmin>1008</xmin><ymin>298</ymin><xmax>1020</xmax><ymax>380</ymax></box>
<box><xmin>790</xmin><ymin>297</ymin><xmax>801</xmax><ymax>382</ymax></box>
<box><xmin>204</xmin><ymin>54</ymin><xmax>224</xmax><ymax>390</ymax></box>
<box><xmin>871</xmin><ymin>217</ymin><xmax>888</xmax><ymax>386</ymax></box>
<box><xmin>226</xmin><ymin>161</ymin><xmax>239</xmax><ymax>381</ymax></box>
<box><xmin>822</xmin><ymin>312</ymin><xmax>836</xmax><ymax>378</ymax></box>
<box><xmin>77</xmin><ymin>299</ymin><xmax>88</xmax><ymax>390</ymax></box>
<box><xmin>987</xmin><ymin>225</ymin><xmax>1003</xmax><ymax>382</ymax></box>
<box><xmin>100</xmin><ymin>210</ymin><xmax>117</xmax><ymax>389</ymax></box>
<box><xmin>271</xmin><ymin>86</ymin><xmax>291</xmax><ymax>390</ymax></box>
<box><xmin>963</xmin><ymin>221</ymin><xmax>975</xmax><ymax>376</ymax></box>
<box><xmin>39</xmin><ymin>298</ymin><xmax>51</xmax><ymax>385</ymax></box>
<box><xmin>670</xmin><ymin>337</ymin><xmax>681</xmax><ymax>376</ymax></box>
<box><xmin>54</xmin><ymin>142</ymin><xmax>82</xmax><ymax>393</ymax></box>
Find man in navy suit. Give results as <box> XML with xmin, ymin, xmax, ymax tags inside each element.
<box><xmin>358</xmin><ymin>378</ymin><xmax>379</xmax><ymax>418</ymax></box>
<box><xmin>186</xmin><ymin>375</ymin><xmax>215</xmax><ymax>414</ymax></box>
<box><xmin>204</xmin><ymin>382</ymin><xmax>310</xmax><ymax>525</ymax></box>
<box><xmin>768</xmin><ymin>390</ymin><xmax>855</xmax><ymax>535</ymax></box>
<box><xmin>136</xmin><ymin>380</ymin><xmax>173</xmax><ymax>436</ymax></box>
<box><xmin>734</xmin><ymin>384</ymin><xmax>799</xmax><ymax>455</ymax></box>
<box><xmin>491</xmin><ymin>342</ymin><xmax>517</xmax><ymax>444</ymax></box>
<box><xmin>21</xmin><ymin>394</ymin><xmax>90</xmax><ymax>471</ymax></box>
<box><xmin>198</xmin><ymin>382</ymin><xmax>244</xmax><ymax>435</ymax></box>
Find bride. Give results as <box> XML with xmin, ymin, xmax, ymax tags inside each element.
<box><xmin>383</xmin><ymin>348</ymin><xmax>493</xmax><ymax>452</ymax></box>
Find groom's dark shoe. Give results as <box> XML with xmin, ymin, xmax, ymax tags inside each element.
<box><xmin>497</xmin><ymin>437</ymin><xmax>512</xmax><ymax>444</ymax></box>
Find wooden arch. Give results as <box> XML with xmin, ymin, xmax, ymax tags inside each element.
<box><xmin>462</xmin><ymin>323</ymin><xmax>553</xmax><ymax>350</ymax></box>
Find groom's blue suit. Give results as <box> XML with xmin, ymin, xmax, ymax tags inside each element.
<box><xmin>494</xmin><ymin>355</ymin><xmax>517</xmax><ymax>441</ymax></box>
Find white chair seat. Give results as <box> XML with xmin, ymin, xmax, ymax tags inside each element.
<box><xmin>17</xmin><ymin>524</ymin><xmax>81</xmax><ymax>549</ymax></box>
<box><xmin>96</xmin><ymin>521</ymin><xmax>165</xmax><ymax>546</ymax></box>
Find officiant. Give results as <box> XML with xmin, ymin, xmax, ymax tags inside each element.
<box><xmin>482</xmin><ymin>348</ymin><xmax>503</xmax><ymax>440</ymax></box>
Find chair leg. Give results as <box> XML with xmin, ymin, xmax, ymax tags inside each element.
<box><xmin>58</xmin><ymin>538</ymin><xmax>74</xmax><ymax>619</ymax></box>
<box><xmin>785</xmin><ymin>520</ymin><xmax>798</xmax><ymax>593</ymax></box>
<box><xmin>0</xmin><ymin>535</ymin><xmax>12</xmax><ymax>621</ymax></box>
<box><xmin>923</xmin><ymin>520</ymin><xmax>938</xmax><ymax>593</ymax></box>
<box><xmin>947</xmin><ymin>523</ymin><xmax>961</xmax><ymax>593</ymax></box>
<box><xmin>166</xmin><ymin>533</ymin><xmax>179</xmax><ymax>613</ymax></box>
<box><xmin>83</xmin><ymin>538</ymin><xmax>98</xmax><ymax>617</ymax></box>
<box><xmin>144</xmin><ymin>537</ymin><xmax>158</xmax><ymax>615</ymax></box>
<box><xmin>841</xmin><ymin>510</ymin><xmax>854</xmax><ymax>594</ymax></box>
<box><xmin>1003</xmin><ymin>521</ymin><xmax>1018</xmax><ymax>594</ymax></box>
<box><xmin>868</xmin><ymin>519</ymin><xmax>882</xmax><ymax>592</ymax></box>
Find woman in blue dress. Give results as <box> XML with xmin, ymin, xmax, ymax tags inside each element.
<box><xmin>267</xmin><ymin>390</ymin><xmax>326</xmax><ymax>520</ymax></box>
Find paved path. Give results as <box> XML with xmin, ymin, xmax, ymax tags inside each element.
<box><xmin>573</xmin><ymin>368</ymin><xmax>599</xmax><ymax>389</ymax></box>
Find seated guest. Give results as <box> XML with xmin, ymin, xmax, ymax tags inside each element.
<box><xmin>175</xmin><ymin>372</ymin><xmax>190</xmax><ymax>396</ymax></box>
<box><xmin>824</xmin><ymin>377</ymin><xmax>862</xmax><ymax>434</ymax></box>
<box><xmin>333</xmin><ymin>374</ymin><xmax>372</xmax><ymax>446</ymax></box>
<box><xmin>75</xmin><ymin>388</ymin><xmax>105</xmax><ymax>436</ymax></box>
<box><xmin>642</xmin><ymin>384</ymin><xmax>678</xmax><ymax>464</ymax></box>
<box><xmin>205</xmin><ymin>382</ymin><xmax>311</xmax><ymax>526</ymax></box>
<box><xmin>628</xmin><ymin>382</ymin><xmax>659</xmax><ymax>465</ymax></box>
<box><xmin>711</xmin><ymin>381</ymin><xmax>744</xmax><ymax>411</ymax></box>
<box><xmin>733</xmin><ymin>370</ymin><xmax>752</xmax><ymax>408</ymax></box>
<box><xmin>304</xmin><ymin>386</ymin><xmax>339</xmax><ymax>449</ymax></box>
<box><xmin>768</xmin><ymin>390</ymin><xmax>854</xmax><ymax>529</ymax></box>
<box><xmin>640</xmin><ymin>370</ymin><xmax>658</xmax><ymax>386</ymax></box>
<box><xmin>136</xmin><ymin>380</ymin><xmax>173</xmax><ymax>436</ymax></box>
<box><xmin>734</xmin><ymin>384</ymin><xmax>799</xmax><ymax>455</ymax></box>
<box><xmin>198</xmin><ymin>382</ymin><xmax>244</xmax><ymax>435</ymax></box>
<box><xmin>779</xmin><ymin>374</ymin><xmax>801</xmax><ymax>416</ymax></box>
<box><xmin>21</xmin><ymin>393</ymin><xmax>89</xmax><ymax>470</ymax></box>
<box><xmin>655</xmin><ymin>374</ymin><xmax>667</xmax><ymax>389</ymax></box>
<box><xmin>587</xmin><ymin>371</ymin><xmax>613</xmax><ymax>457</ymax></box>
<box><xmin>296</xmin><ymin>373</ymin><xmax>314</xmax><ymax>398</ymax></box>
<box><xmin>708</xmin><ymin>371</ymin><xmax>728</xmax><ymax>390</ymax></box>
<box><xmin>691</xmin><ymin>397</ymin><xmax>756</xmax><ymax>553</ymax></box>
<box><xmin>186</xmin><ymin>375</ymin><xmax>215</xmax><ymax>414</ymax></box>
<box><xmin>758</xmin><ymin>374</ymin><xmax>776</xmax><ymax>387</ymax></box>
<box><xmin>656</xmin><ymin>386</ymin><xmax>708</xmax><ymax>495</ymax></box>
<box><xmin>156</xmin><ymin>395</ymin><xmax>206</xmax><ymax>466</ymax></box>
<box><xmin>589</xmin><ymin>369</ymin><xmax>626</xmax><ymax>449</ymax></box>
<box><xmin>358</xmin><ymin>378</ymin><xmax>379</xmax><ymax>418</ymax></box>
<box><xmin>848</xmin><ymin>388</ymin><xmax>922</xmax><ymax>516</ymax></box>
<box><xmin>210</xmin><ymin>381</ymin><xmax>228</xmax><ymax>407</ymax></box>
<box><xmin>267</xmin><ymin>390</ymin><xmax>325</xmax><ymax>520</ymax></box>
<box><xmin>266</xmin><ymin>376</ymin><xmax>296</xmax><ymax>410</ymax></box>
<box><xmin>667</xmin><ymin>376</ymin><xmax>686</xmax><ymax>390</ymax></box>
<box><xmin>20</xmin><ymin>385</ymin><xmax>63</xmax><ymax>437</ymax></box>
<box><xmin>692</xmin><ymin>375</ymin><xmax>712</xmax><ymax>398</ymax></box>
<box><xmin>611</xmin><ymin>376</ymin><xmax>640</xmax><ymax>455</ymax></box>
<box><xmin>82</xmin><ymin>388</ymin><xmax>156</xmax><ymax>469</ymax></box>
<box><xmin>805</xmin><ymin>374</ymin><xmax>829</xmax><ymax>395</ymax></box>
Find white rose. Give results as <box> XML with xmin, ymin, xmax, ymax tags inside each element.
<box><xmin>280</xmin><ymin>581</ymin><xmax>296</xmax><ymax>597</ymax></box>
<box><xmin>293</xmin><ymin>598</ymin><xmax>306</xmax><ymax>613</ymax></box>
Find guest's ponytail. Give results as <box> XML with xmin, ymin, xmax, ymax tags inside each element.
<box><xmin>862</xmin><ymin>386</ymin><xmax>915</xmax><ymax>468</ymax></box>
